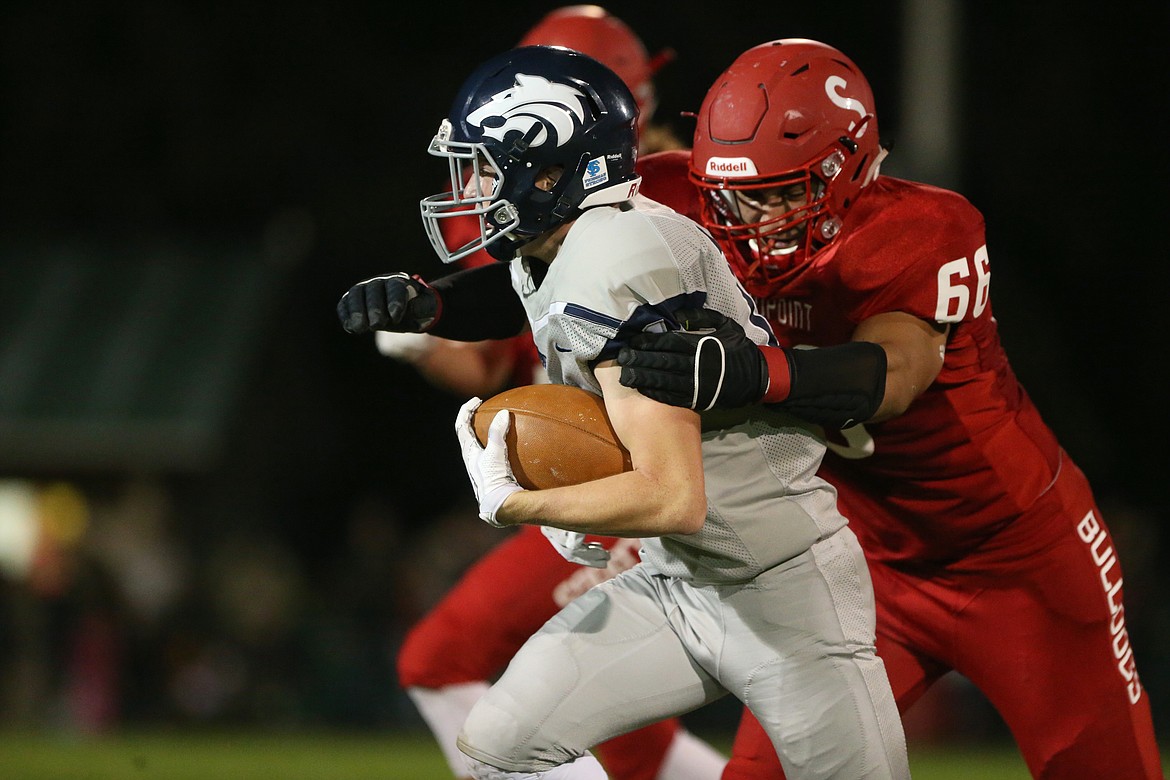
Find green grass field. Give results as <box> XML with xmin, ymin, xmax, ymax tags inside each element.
<box><xmin>0</xmin><ymin>730</ymin><xmax>1047</xmax><ymax>779</ymax></box>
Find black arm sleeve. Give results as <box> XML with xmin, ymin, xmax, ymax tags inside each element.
<box><xmin>427</xmin><ymin>263</ymin><xmax>529</xmax><ymax>341</ymax></box>
<box><xmin>771</xmin><ymin>341</ymin><xmax>887</xmax><ymax>429</ymax></box>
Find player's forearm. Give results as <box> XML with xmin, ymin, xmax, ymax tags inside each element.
<box><xmin>616</xmin><ymin>309</ymin><xmax>886</xmax><ymax>429</ymax></box>
<box><xmin>761</xmin><ymin>341</ymin><xmax>887</xmax><ymax>428</ymax></box>
<box><xmin>849</xmin><ymin>311</ymin><xmax>947</xmax><ymax>422</ymax></box>
<box><xmin>496</xmin><ymin>468</ymin><xmax>706</xmax><ymax>538</ymax></box>
<box><xmin>337</xmin><ymin>263</ymin><xmax>525</xmax><ymax>340</ymax></box>
<box><xmin>414</xmin><ymin>340</ymin><xmax>517</xmax><ymax>397</ymax></box>
<box><xmin>495</xmin><ymin>364</ymin><xmax>707</xmax><ymax>536</ymax></box>
<box><xmin>427</xmin><ymin>263</ymin><xmax>528</xmax><ymax>341</ymax></box>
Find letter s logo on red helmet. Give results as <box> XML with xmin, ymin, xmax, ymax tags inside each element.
<box><xmin>825</xmin><ymin>76</ymin><xmax>869</xmax><ymax>137</ymax></box>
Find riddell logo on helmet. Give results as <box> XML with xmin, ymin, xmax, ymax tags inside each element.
<box><xmin>705</xmin><ymin>157</ymin><xmax>758</xmax><ymax>177</ymax></box>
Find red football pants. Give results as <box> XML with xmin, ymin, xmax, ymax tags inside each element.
<box><xmin>397</xmin><ymin>524</ymin><xmax>677</xmax><ymax>780</ymax></box>
<box><xmin>721</xmin><ymin>459</ymin><xmax>1163</xmax><ymax>780</ymax></box>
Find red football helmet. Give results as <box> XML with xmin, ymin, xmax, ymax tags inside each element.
<box><xmin>519</xmin><ymin>5</ymin><xmax>673</xmax><ymax>127</ymax></box>
<box><xmin>690</xmin><ymin>39</ymin><xmax>886</xmax><ymax>292</ymax></box>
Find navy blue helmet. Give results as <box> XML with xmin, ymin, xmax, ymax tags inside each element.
<box><xmin>421</xmin><ymin>45</ymin><xmax>642</xmax><ymax>262</ymax></box>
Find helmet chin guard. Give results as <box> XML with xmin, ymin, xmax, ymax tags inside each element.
<box><xmin>421</xmin><ymin>46</ymin><xmax>642</xmax><ymax>263</ymax></box>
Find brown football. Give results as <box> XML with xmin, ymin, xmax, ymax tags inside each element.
<box><xmin>473</xmin><ymin>383</ymin><xmax>632</xmax><ymax>490</ymax></box>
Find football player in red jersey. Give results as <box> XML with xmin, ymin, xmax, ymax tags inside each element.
<box><xmin>378</xmin><ymin>8</ymin><xmax>725</xmax><ymax>780</ymax></box>
<box><xmin>618</xmin><ymin>39</ymin><xmax>1164</xmax><ymax>779</ymax></box>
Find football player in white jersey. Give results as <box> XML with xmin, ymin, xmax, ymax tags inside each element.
<box><xmin>338</xmin><ymin>46</ymin><xmax>909</xmax><ymax>780</ymax></box>
<box><xmin>379</xmin><ymin>10</ymin><xmax>723</xmax><ymax>780</ymax></box>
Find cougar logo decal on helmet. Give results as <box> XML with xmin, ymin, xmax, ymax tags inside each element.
<box><xmin>466</xmin><ymin>74</ymin><xmax>588</xmax><ymax>149</ymax></box>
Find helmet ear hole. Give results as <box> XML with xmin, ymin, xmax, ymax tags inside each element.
<box><xmin>584</xmin><ymin>90</ymin><xmax>608</xmax><ymax>118</ymax></box>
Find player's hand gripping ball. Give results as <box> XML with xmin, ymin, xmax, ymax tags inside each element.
<box><xmin>472</xmin><ymin>384</ymin><xmax>632</xmax><ymax>490</ymax></box>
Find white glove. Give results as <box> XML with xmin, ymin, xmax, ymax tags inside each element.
<box><xmin>455</xmin><ymin>397</ymin><xmax>524</xmax><ymax>527</ymax></box>
<box><xmin>376</xmin><ymin>330</ymin><xmax>436</xmax><ymax>362</ymax></box>
<box><xmin>541</xmin><ymin>526</ymin><xmax>610</xmax><ymax>569</ymax></box>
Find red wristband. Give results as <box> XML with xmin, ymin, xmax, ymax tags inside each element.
<box><xmin>761</xmin><ymin>345</ymin><xmax>793</xmax><ymax>403</ymax></box>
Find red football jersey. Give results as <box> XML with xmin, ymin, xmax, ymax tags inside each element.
<box><xmin>664</xmin><ymin>163</ymin><xmax>1165</xmax><ymax>779</ymax></box>
<box><xmin>755</xmin><ymin>176</ymin><xmax>1064</xmax><ymax>564</ymax></box>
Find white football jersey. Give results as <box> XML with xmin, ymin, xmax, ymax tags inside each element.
<box><xmin>510</xmin><ymin>196</ymin><xmax>847</xmax><ymax>583</ymax></box>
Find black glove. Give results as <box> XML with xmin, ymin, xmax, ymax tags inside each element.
<box><xmin>337</xmin><ymin>273</ymin><xmax>440</xmax><ymax>335</ymax></box>
<box><xmin>618</xmin><ymin>307</ymin><xmax>768</xmax><ymax>411</ymax></box>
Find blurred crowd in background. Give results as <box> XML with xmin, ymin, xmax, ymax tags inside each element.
<box><xmin>1</xmin><ymin>0</ymin><xmax>1168</xmax><ymax>751</ymax></box>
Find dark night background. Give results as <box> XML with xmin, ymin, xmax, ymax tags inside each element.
<box><xmin>1</xmin><ymin>0</ymin><xmax>1167</xmax><ymax>749</ymax></box>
